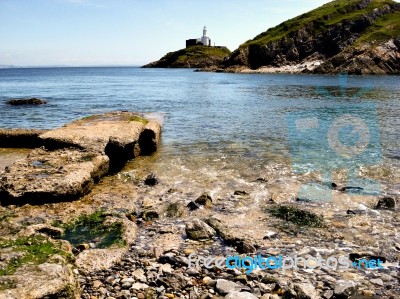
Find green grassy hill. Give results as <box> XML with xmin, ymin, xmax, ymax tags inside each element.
<box><xmin>142</xmin><ymin>46</ymin><xmax>231</xmax><ymax>68</ymax></box>
<box><xmin>225</xmin><ymin>0</ymin><xmax>400</xmax><ymax>74</ymax></box>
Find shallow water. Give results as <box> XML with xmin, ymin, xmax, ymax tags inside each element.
<box><xmin>0</xmin><ymin>67</ymin><xmax>399</xmax><ymax>198</ymax></box>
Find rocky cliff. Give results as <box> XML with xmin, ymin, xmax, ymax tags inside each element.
<box><xmin>142</xmin><ymin>46</ymin><xmax>231</xmax><ymax>68</ymax></box>
<box><xmin>224</xmin><ymin>0</ymin><xmax>400</xmax><ymax>74</ymax></box>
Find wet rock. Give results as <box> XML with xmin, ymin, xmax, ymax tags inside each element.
<box><xmin>187</xmin><ymin>201</ymin><xmax>200</xmax><ymax>211</ymax></box>
<box><xmin>6</xmin><ymin>98</ymin><xmax>47</xmax><ymax>105</ymax></box>
<box><xmin>185</xmin><ymin>219</ymin><xmax>216</xmax><ymax>240</ymax></box>
<box><xmin>333</xmin><ymin>281</ymin><xmax>357</xmax><ymax>298</ymax></box>
<box><xmin>225</xmin><ymin>291</ymin><xmax>257</xmax><ymax>299</ymax></box>
<box><xmin>144</xmin><ymin>173</ymin><xmax>159</xmax><ymax>186</ymax></box>
<box><xmin>195</xmin><ymin>193</ymin><xmax>213</xmax><ymax>208</ymax></box>
<box><xmin>139</xmin><ymin>121</ymin><xmax>162</xmax><ymax>155</ymax></box>
<box><xmin>375</xmin><ymin>197</ymin><xmax>396</xmax><ymax>209</ymax></box>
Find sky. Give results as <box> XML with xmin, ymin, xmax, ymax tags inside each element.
<box><xmin>0</xmin><ymin>0</ymin><xmax>355</xmax><ymax>66</ymax></box>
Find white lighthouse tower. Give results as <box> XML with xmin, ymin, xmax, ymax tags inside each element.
<box><xmin>201</xmin><ymin>25</ymin><xmax>211</xmax><ymax>46</ymax></box>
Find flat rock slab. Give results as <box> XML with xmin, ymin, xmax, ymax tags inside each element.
<box><xmin>0</xmin><ymin>111</ymin><xmax>162</xmax><ymax>205</ymax></box>
<box><xmin>39</xmin><ymin>111</ymin><xmax>146</xmax><ymax>153</ymax></box>
<box><xmin>0</xmin><ymin>148</ymin><xmax>109</xmax><ymax>205</ymax></box>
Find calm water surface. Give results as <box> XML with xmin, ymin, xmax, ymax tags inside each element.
<box><xmin>0</xmin><ymin>67</ymin><xmax>399</xmax><ymax>198</ymax></box>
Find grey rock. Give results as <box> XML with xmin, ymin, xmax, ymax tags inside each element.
<box><xmin>334</xmin><ymin>280</ymin><xmax>357</xmax><ymax>298</ymax></box>
<box><xmin>370</xmin><ymin>278</ymin><xmax>384</xmax><ymax>286</ymax></box>
<box><xmin>216</xmin><ymin>279</ymin><xmax>246</xmax><ymax>295</ymax></box>
<box><xmin>294</xmin><ymin>283</ymin><xmax>319</xmax><ymax>299</ymax></box>
<box><xmin>225</xmin><ymin>291</ymin><xmax>257</xmax><ymax>299</ymax></box>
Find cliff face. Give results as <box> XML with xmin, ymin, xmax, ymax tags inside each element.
<box><xmin>142</xmin><ymin>46</ymin><xmax>231</xmax><ymax>68</ymax></box>
<box><xmin>224</xmin><ymin>0</ymin><xmax>400</xmax><ymax>74</ymax></box>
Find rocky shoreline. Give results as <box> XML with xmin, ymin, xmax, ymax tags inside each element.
<box><xmin>1</xmin><ymin>111</ymin><xmax>400</xmax><ymax>299</ymax></box>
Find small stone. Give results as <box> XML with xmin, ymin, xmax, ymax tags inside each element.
<box><xmin>187</xmin><ymin>201</ymin><xmax>200</xmax><ymax>211</ymax></box>
<box><xmin>362</xmin><ymin>290</ymin><xmax>375</xmax><ymax>296</ymax></box>
<box><xmin>225</xmin><ymin>291</ymin><xmax>257</xmax><ymax>299</ymax></box>
<box><xmin>132</xmin><ymin>269</ymin><xmax>146</xmax><ymax>282</ymax></box>
<box><xmin>92</xmin><ymin>280</ymin><xmax>103</xmax><ymax>289</ymax></box>
<box><xmin>322</xmin><ymin>289</ymin><xmax>333</xmax><ymax>299</ymax></box>
<box><xmin>216</xmin><ymin>279</ymin><xmax>244</xmax><ymax>295</ymax></box>
<box><xmin>185</xmin><ymin>219</ymin><xmax>216</xmax><ymax>240</ymax></box>
<box><xmin>159</xmin><ymin>263</ymin><xmax>173</xmax><ymax>274</ymax></box>
<box><xmin>137</xmin><ymin>293</ymin><xmax>145</xmax><ymax>299</ymax></box>
<box><xmin>370</xmin><ymin>278</ymin><xmax>384</xmax><ymax>286</ymax></box>
<box><xmin>376</xmin><ymin>197</ymin><xmax>395</xmax><ymax>209</ymax></box>
<box><xmin>140</xmin><ymin>209</ymin><xmax>159</xmax><ymax>221</ymax></box>
<box><xmin>195</xmin><ymin>193</ymin><xmax>213</xmax><ymax>208</ymax></box>
<box><xmin>263</xmin><ymin>231</ymin><xmax>277</xmax><ymax>239</ymax></box>
<box><xmin>236</xmin><ymin>240</ymin><xmax>256</xmax><ymax>254</ymax></box>
<box><xmin>294</xmin><ymin>283</ymin><xmax>319</xmax><ymax>299</ymax></box>
<box><xmin>261</xmin><ymin>275</ymin><xmax>278</xmax><ymax>284</ymax></box>
<box><xmin>334</xmin><ymin>281</ymin><xmax>357</xmax><ymax>298</ymax></box>
<box><xmin>131</xmin><ymin>282</ymin><xmax>149</xmax><ymax>290</ymax></box>
<box><xmin>203</xmin><ymin>276</ymin><xmax>216</xmax><ymax>286</ymax></box>
<box><xmin>183</xmin><ymin>248</ymin><xmax>196</xmax><ymax>255</ymax></box>
<box><xmin>77</xmin><ymin>243</ymin><xmax>90</xmax><ymax>251</ymax></box>
<box><xmin>234</xmin><ymin>190</ymin><xmax>249</xmax><ymax>196</ymax></box>
<box><xmin>165</xmin><ymin>294</ymin><xmax>175</xmax><ymax>299</ymax></box>
<box><xmin>144</xmin><ymin>173</ymin><xmax>158</xmax><ymax>186</ymax></box>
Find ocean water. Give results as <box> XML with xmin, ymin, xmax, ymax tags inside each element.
<box><xmin>0</xmin><ymin>67</ymin><xmax>399</xmax><ymax>198</ymax></box>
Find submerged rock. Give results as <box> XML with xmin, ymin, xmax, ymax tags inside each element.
<box><xmin>144</xmin><ymin>173</ymin><xmax>159</xmax><ymax>186</ymax></box>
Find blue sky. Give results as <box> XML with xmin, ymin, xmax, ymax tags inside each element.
<box><xmin>0</xmin><ymin>0</ymin><xmax>361</xmax><ymax>66</ymax></box>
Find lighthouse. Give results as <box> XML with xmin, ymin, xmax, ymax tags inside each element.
<box><xmin>201</xmin><ymin>26</ymin><xmax>211</xmax><ymax>46</ymax></box>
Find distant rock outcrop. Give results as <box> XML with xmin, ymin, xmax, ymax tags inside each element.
<box><xmin>223</xmin><ymin>0</ymin><xmax>400</xmax><ymax>75</ymax></box>
<box><xmin>142</xmin><ymin>45</ymin><xmax>231</xmax><ymax>69</ymax></box>
<box><xmin>6</xmin><ymin>98</ymin><xmax>47</xmax><ymax>105</ymax></box>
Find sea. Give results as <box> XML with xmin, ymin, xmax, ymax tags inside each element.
<box><xmin>0</xmin><ymin>67</ymin><xmax>399</xmax><ymax>200</ymax></box>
